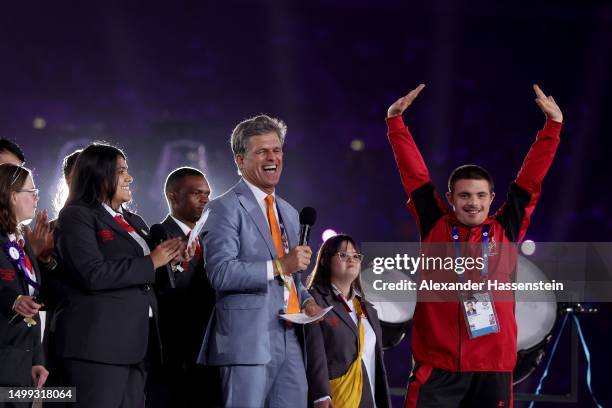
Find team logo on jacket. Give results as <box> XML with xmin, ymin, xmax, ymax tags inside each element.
<box><xmin>97</xmin><ymin>229</ymin><xmax>116</xmax><ymax>242</ymax></box>
<box><xmin>326</xmin><ymin>315</ymin><xmax>341</xmax><ymax>327</ymax></box>
<box><xmin>0</xmin><ymin>268</ymin><xmax>16</xmax><ymax>281</ymax></box>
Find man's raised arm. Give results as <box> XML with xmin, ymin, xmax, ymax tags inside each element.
<box><xmin>386</xmin><ymin>84</ymin><xmax>432</xmax><ymax>194</ymax></box>
<box><xmin>496</xmin><ymin>84</ymin><xmax>563</xmax><ymax>242</ymax></box>
<box><xmin>514</xmin><ymin>84</ymin><xmax>563</xmax><ymax>193</ymax></box>
<box><xmin>386</xmin><ymin>84</ymin><xmax>449</xmax><ymax>239</ymax></box>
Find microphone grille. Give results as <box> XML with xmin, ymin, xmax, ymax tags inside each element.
<box><xmin>299</xmin><ymin>207</ymin><xmax>317</xmax><ymax>226</ymax></box>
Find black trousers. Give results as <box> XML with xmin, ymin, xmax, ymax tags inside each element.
<box><xmin>61</xmin><ymin>358</ymin><xmax>146</xmax><ymax>408</ymax></box>
<box><xmin>405</xmin><ymin>364</ymin><xmax>512</xmax><ymax>408</ymax></box>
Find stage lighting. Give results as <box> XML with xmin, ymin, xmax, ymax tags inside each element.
<box><xmin>350</xmin><ymin>139</ymin><xmax>365</xmax><ymax>151</ymax></box>
<box><xmin>521</xmin><ymin>239</ymin><xmax>536</xmax><ymax>256</ymax></box>
<box><xmin>33</xmin><ymin>117</ymin><xmax>46</xmax><ymax>129</ymax></box>
<box><xmin>322</xmin><ymin>229</ymin><xmax>338</xmax><ymax>242</ymax></box>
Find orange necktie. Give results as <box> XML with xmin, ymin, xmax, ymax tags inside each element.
<box><xmin>265</xmin><ymin>195</ymin><xmax>300</xmax><ymax>314</ymax></box>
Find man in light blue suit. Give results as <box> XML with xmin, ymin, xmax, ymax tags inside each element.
<box><xmin>197</xmin><ymin>114</ymin><xmax>323</xmax><ymax>408</ymax></box>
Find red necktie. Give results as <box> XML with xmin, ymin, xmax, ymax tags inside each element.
<box><xmin>17</xmin><ymin>239</ymin><xmax>34</xmax><ymax>276</ymax></box>
<box><xmin>183</xmin><ymin>231</ymin><xmax>203</xmax><ymax>270</ymax></box>
<box><xmin>114</xmin><ymin>215</ymin><xmax>135</xmax><ymax>233</ymax></box>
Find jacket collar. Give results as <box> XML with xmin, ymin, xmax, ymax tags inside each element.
<box><xmin>92</xmin><ymin>203</ymin><xmax>147</xmax><ymax>253</ymax></box>
<box><xmin>235</xmin><ymin>179</ymin><xmax>285</xmax><ymax>258</ymax></box>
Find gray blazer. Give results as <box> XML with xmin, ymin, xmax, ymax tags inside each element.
<box><xmin>197</xmin><ymin>179</ymin><xmax>311</xmax><ymax>366</ymax></box>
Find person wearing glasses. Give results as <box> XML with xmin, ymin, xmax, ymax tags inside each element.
<box><xmin>53</xmin><ymin>143</ymin><xmax>187</xmax><ymax>408</ymax></box>
<box><xmin>0</xmin><ymin>164</ymin><xmax>49</xmax><ymax>394</ymax></box>
<box><xmin>305</xmin><ymin>234</ymin><xmax>391</xmax><ymax>408</ymax></box>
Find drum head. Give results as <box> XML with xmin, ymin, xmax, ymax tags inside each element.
<box><xmin>362</xmin><ymin>268</ymin><xmax>416</xmax><ymax>348</ymax></box>
<box><xmin>516</xmin><ymin>256</ymin><xmax>557</xmax><ymax>350</ymax></box>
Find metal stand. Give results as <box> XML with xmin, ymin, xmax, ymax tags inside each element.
<box><xmin>389</xmin><ymin>304</ymin><xmax>598</xmax><ymax>405</ymax></box>
<box><xmin>514</xmin><ymin>303</ymin><xmax>597</xmax><ymax>404</ymax></box>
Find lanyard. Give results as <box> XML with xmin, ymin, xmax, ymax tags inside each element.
<box><xmin>276</xmin><ymin>205</ymin><xmax>290</xmax><ymax>255</ymax></box>
<box><xmin>452</xmin><ymin>224</ymin><xmax>489</xmax><ymax>282</ymax></box>
<box><xmin>274</xmin><ymin>204</ymin><xmax>294</xmax><ymax>292</ymax></box>
<box><xmin>336</xmin><ymin>292</ymin><xmax>367</xmax><ymax>321</ymax></box>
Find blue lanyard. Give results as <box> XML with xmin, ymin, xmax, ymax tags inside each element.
<box><xmin>276</xmin><ymin>205</ymin><xmax>290</xmax><ymax>255</ymax></box>
<box><xmin>452</xmin><ymin>224</ymin><xmax>489</xmax><ymax>281</ymax></box>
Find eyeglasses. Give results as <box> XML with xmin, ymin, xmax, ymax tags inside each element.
<box><xmin>335</xmin><ymin>252</ymin><xmax>364</xmax><ymax>263</ymax></box>
<box><xmin>10</xmin><ymin>164</ymin><xmax>26</xmax><ymax>186</ymax></box>
<box><xmin>16</xmin><ymin>188</ymin><xmax>39</xmax><ymax>199</ymax></box>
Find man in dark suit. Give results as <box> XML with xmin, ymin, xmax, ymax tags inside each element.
<box><xmin>147</xmin><ymin>167</ymin><xmax>220</xmax><ymax>408</ymax></box>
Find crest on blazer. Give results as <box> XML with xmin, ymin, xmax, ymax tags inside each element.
<box><xmin>97</xmin><ymin>229</ymin><xmax>116</xmax><ymax>242</ymax></box>
<box><xmin>0</xmin><ymin>268</ymin><xmax>15</xmax><ymax>281</ymax></box>
<box><xmin>325</xmin><ymin>315</ymin><xmax>341</xmax><ymax>327</ymax></box>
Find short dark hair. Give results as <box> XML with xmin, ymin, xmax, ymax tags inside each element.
<box><xmin>0</xmin><ymin>138</ymin><xmax>25</xmax><ymax>163</ymax></box>
<box><xmin>63</xmin><ymin>149</ymin><xmax>82</xmax><ymax>180</ymax></box>
<box><xmin>0</xmin><ymin>164</ymin><xmax>32</xmax><ymax>234</ymax></box>
<box><xmin>448</xmin><ymin>164</ymin><xmax>494</xmax><ymax>192</ymax></box>
<box><xmin>307</xmin><ymin>234</ymin><xmax>365</xmax><ymax>299</ymax></box>
<box><xmin>164</xmin><ymin>167</ymin><xmax>205</xmax><ymax>194</ymax></box>
<box><xmin>66</xmin><ymin>143</ymin><xmax>126</xmax><ymax>207</ymax></box>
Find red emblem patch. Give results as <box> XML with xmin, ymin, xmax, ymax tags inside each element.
<box><xmin>97</xmin><ymin>229</ymin><xmax>115</xmax><ymax>242</ymax></box>
<box><xmin>326</xmin><ymin>315</ymin><xmax>341</xmax><ymax>327</ymax></box>
<box><xmin>0</xmin><ymin>268</ymin><xmax>16</xmax><ymax>281</ymax></box>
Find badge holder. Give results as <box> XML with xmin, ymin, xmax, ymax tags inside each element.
<box><xmin>453</xmin><ymin>224</ymin><xmax>500</xmax><ymax>339</ymax></box>
<box><xmin>460</xmin><ymin>291</ymin><xmax>500</xmax><ymax>339</ymax></box>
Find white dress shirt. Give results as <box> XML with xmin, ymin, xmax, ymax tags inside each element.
<box><xmin>170</xmin><ymin>216</ymin><xmax>192</xmax><ymax>236</ymax></box>
<box><xmin>315</xmin><ymin>285</ymin><xmax>377</xmax><ymax>406</ymax></box>
<box><xmin>242</xmin><ymin>178</ymin><xmax>304</xmax><ymax>312</ymax></box>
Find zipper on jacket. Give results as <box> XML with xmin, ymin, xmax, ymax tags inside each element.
<box><xmin>457</xmin><ymin>226</ymin><xmax>472</xmax><ymax>371</ymax></box>
<box><xmin>457</xmin><ymin>303</ymin><xmax>462</xmax><ymax>370</ymax></box>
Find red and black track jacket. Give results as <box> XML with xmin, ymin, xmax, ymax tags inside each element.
<box><xmin>386</xmin><ymin>115</ymin><xmax>562</xmax><ymax>372</ymax></box>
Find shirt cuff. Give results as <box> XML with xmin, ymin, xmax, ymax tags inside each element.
<box><xmin>266</xmin><ymin>260</ymin><xmax>275</xmax><ymax>281</ymax></box>
<box><xmin>302</xmin><ymin>296</ymin><xmax>313</xmax><ymax>308</ymax></box>
<box><xmin>386</xmin><ymin>114</ymin><xmax>406</xmax><ymax>131</ymax></box>
<box><xmin>314</xmin><ymin>396</ymin><xmax>331</xmax><ymax>404</ymax></box>
<box><xmin>543</xmin><ymin>118</ymin><xmax>563</xmax><ymax>132</ymax></box>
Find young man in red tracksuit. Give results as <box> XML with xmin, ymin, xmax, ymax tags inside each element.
<box><xmin>386</xmin><ymin>84</ymin><xmax>563</xmax><ymax>407</ymax></box>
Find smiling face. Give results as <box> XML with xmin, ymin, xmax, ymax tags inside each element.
<box><xmin>12</xmin><ymin>174</ymin><xmax>38</xmax><ymax>223</ymax></box>
<box><xmin>109</xmin><ymin>156</ymin><xmax>133</xmax><ymax>209</ymax></box>
<box><xmin>446</xmin><ymin>178</ymin><xmax>495</xmax><ymax>227</ymax></box>
<box><xmin>235</xmin><ymin>132</ymin><xmax>283</xmax><ymax>194</ymax></box>
<box><xmin>330</xmin><ymin>241</ymin><xmax>362</xmax><ymax>287</ymax></box>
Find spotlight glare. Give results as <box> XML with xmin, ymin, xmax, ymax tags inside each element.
<box><xmin>521</xmin><ymin>240</ymin><xmax>536</xmax><ymax>256</ymax></box>
<box><xmin>33</xmin><ymin>117</ymin><xmax>46</xmax><ymax>129</ymax></box>
<box><xmin>322</xmin><ymin>229</ymin><xmax>338</xmax><ymax>242</ymax></box>
<box><xmin>350</xmin><ymin>139</ymin><xmax>364</xmax><ymax>151</ymax></box>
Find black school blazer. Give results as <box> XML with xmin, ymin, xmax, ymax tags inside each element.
<box><xmin>53</xmin><ymin>202</ymin><xmax>159</xmax><ymax>365</ymax></box>
<box><xmin>0</xmin><ymin>232</ymin><xmax>44</xmax><ymax>386</ymax></box>
<box><xmin>304</xmin><ymin>283</ymin><xmax>391</xmax><ymax>408</ymax></box>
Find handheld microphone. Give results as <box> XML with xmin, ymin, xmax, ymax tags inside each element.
<box><xmin>299</xmin><ymin>207</ymin><xmax>317</xmax><ymax>246</ymax></box>
<box><xmin>149</xmin><ymin>224</ymin><xmax>176</xmax><ymax>289</ymax></box>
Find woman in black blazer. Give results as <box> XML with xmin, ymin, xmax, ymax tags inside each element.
<box><xmin>53</xmin><ymin>143</ymin><xmax>183</xmax><ymax>408</ymax></box>
<box><xmin>305</xmin><ymin>234</ymin><xmax>391</xmax><ymax>408</ymax></box>
<box><xmin>0</xmin><ymin>164</ymin><xmax>49</xmax><ymax>393</ymax></box>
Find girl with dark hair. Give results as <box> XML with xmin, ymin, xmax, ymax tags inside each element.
<box><xmin>305</xmin><ymin>234</ymin><xmax>391</xmax><ymax>408</ymax></box>
<box><xmin>53</xmin><ymin>143</ymin><xmax>185</xmax><ymax>408</ymax></box>
<box><xmin>0</xmin><ymin>164</ymin><xmax>49</xmax><ymax>394</ymax></box>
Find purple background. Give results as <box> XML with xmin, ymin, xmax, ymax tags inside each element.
<box><xmin>2</xmin><ymin>1</ymin><xmax>610</xmax><ymax>406</ymax></box>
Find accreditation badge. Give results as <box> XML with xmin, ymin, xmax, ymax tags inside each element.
<box><xmin>461</xmin><ymin>291</ymin><xmax>499</xmax><ymax>339</ymax></box>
